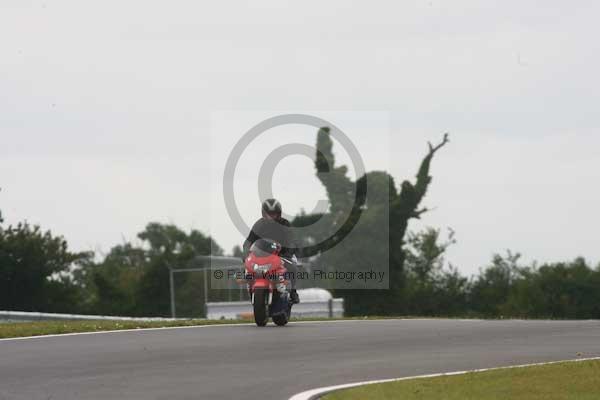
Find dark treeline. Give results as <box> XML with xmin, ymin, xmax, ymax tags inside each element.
<box><xmin>1</xmin><ymin>129</ymin><xmax>599</xmax><ymax>318</ymax></box>
<box><xmin>0</xmin><ymin>220</ymin><xmax>223</xmax><ymax>317</ymax></box>
<box><xmin>393</xmin><ymin>227</ymin><xmax>600</xmax><ymax>319</ymax></box>
<box><xmin>2</xmin><ymin>217</ymin><xmax>599</xmax><ymax>319</ymax></box>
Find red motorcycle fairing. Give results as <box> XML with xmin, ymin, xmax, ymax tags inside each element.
<box><xmin>244</xmin><ymin>252</ymin><xmax>286</xmax><ymax>291</ymax></box>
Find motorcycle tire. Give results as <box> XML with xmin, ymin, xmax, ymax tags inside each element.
<box><xmin>253</xmin><ymin>289</ymin><xmax>269</xmax><ymax>327</ymax></box>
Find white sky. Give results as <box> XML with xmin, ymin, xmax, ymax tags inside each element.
<box><xmin>1</xmin><ymin>1</ymin><xmax>599</xmax><ymax>275</ymax></box>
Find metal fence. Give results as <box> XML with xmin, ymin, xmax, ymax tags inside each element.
<box><xmin>168</xmin><ymin>255</ymin><xmax>246</xmax><ymax>318</ymax></box>
<box><xmin>0</xmin><ymin>310</ymin><xmax>181</xmax><ymax>323</ymax></box>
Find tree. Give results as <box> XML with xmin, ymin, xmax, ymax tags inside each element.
<box><xmin>404</xmin><ymin>227</ymin><xmax>456</xmax><ymax>283</ymax></box>
<box><xmin>136</xmin><ymin>223</ymin><xmax>222</xmax><ymax>316</ymax></box>
<box><xmin>0</xmin><ymin>222</ymin><xmax>89</xmax><ymax>312</ymax></box>
<box><xmin>403</xmin><ymin>228</ymin><xmax>468</xmax><ymax>316</ymax></box>
<box><xmin>83</xmin><ymin>243</ymin><xmax>146</xmax><ymax>315</ymax></box>
<box><xmin>388</xmin><ymin>133</ymin><xmax>450</xmax><ymax>294</ymax></box>
<box><xmin>468</xmin><ymin>251</ymin><xmax>521</xmax><ymax>316</ymax></box>
<box><xmin>86</xmin><ymin>223</ymin><xmax>223</xmax><ymax>317</ymax></box>
<box><xmin>501</xmin><ymin>257</ymin><xmax>600</xmax><ymax>319</ymax></box>
<box><xmin>306</xmin><ymin>128</ymin><xmax>449</xmax><ymax>315</ymax></box>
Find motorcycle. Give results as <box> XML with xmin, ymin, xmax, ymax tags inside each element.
<box><xmin>243</xmin><ymin>238</ymin><xmax>293</xmax><ymax>327</ymax></box>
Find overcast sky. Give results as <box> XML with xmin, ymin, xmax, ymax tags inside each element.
<box><xmin>2</xmin><ymin>1</ymin><xmax>599</xmax><ymax>276</ymax></box>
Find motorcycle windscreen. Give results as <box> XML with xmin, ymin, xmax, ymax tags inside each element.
<box><xmin>249</xmin><ymin>239</ymin><xmax>281</xmax><ymax>257</ymax></box>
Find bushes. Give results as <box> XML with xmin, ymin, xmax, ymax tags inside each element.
<box><xmin>0</xmin><ymin>222</ymin><xmax>89</xmax><ymax>313</ymax></box>
<box><xmin>344</xmin><ymin>227</ymin><xmax>600</xmax><ymax>319</ymax></box>
<box><xmin>499</xmin><ymin>257</ymin><xmax>600</xmax><ymax>319</ymax></box>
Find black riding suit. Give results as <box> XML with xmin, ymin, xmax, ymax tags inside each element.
<box><xmin>243</xmin><ymin>217</ymin><xmax>299</xmax><ymax>291</ymax></box>
<box><xmin>243</xmin><ymin>217</ymin><xmax>295</xmax><ymax>257</ymax></box>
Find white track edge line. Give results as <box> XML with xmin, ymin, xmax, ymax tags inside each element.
<box><xmin>2</xmin><ymin>318</ymin><xmax>597</xmax><ymax>342</ymax></box>
<box><xmin>0</xmin><ymin>318</ymin><xmax>450</xmax><ymax>342</ymax></box>
<box><xmin>288</xmin><ymin>356</ymin><xmax>600</xmax><ymax>400</ymax></box>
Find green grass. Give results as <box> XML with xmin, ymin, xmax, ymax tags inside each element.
<box><xmin>324</xmin><ymin>360</ymin><xmax>600</xmax><ymax>400</ymax></box>
<box><xmin>0</xmin><ymin>319</ymin><xmax>251</xmax><ymax>339</ymax></box>
<box><xmin>0</xmin><ymin>316</ymin><xmax>415</xmax><ymax>339</ymax></box>
<box><xmin>0</xmin><ymin>315</ymin><xmax>556</xmax><ymax>339</ymax></box>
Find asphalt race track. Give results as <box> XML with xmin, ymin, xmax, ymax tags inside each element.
<box><xmin>1</xmin><ymin>319</ymin><xmax>599</xmax><ymax>400</ymax></box>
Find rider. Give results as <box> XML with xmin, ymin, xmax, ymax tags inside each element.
<box><xmin>243</xmin><ymin>198</ymin><xmax>300</xmax><ymax>304</ymax></box>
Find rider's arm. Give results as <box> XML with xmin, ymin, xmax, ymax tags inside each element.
<box><xmin>279</xmin><ymin>218</ymin><xmax>297</xmax><ymax>259</ymax></box>
<box><xmin>243</xmin><ymin>220</ymin><xmax>262</xmax><ymax>256</ymax></box>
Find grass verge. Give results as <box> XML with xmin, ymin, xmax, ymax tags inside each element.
<box><xmin>324</xmin><ymin>359</ymin><xmax>600</xmax><ymax>400</ymax></box>
<box><xmin>0</xmin><ymin>319</ymin><xmax>249</xmax><ymax>339</ymax></box>
<box><xmin>0</xmin><ymin>316</ymin><xmax>413</xmax><ymax>339</ymax></box>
